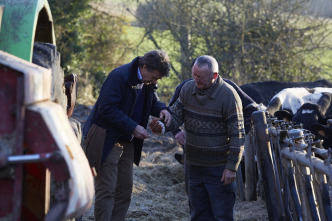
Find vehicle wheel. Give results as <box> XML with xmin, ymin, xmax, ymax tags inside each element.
<box><xmin>32</xmin><ymin>42</ymin><xmax>67</xmax><ymax>113</ymax></box>
<box><xmin>32</xmin><ymin>42</ymin><xmax>70</xmax><ymax>216</ymax></box>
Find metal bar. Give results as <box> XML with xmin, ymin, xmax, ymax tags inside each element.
<box><xmin>270</xmin><ymin>137</ymin><xmax>285</xmax><ymax>214</ymax></box>
<box><xmin>8</xmin><ymin>153</ymin><xmax>53</xmax><ymax>164</ymax></box>
<box><xmin>283</xmin><ymin>178</ymin><xmax>294</xmax><ymax>221</ymax></box>
<box><xmin>285</xmin><ymin>161</ymin><xmax>303</xmax><ymax>221</ymax></box>
<box><xmin>321</xmin><ymin>182</ymin><xmax>332</xmax><ymax>219</ymax></box>
<box><xmin>266</xmin><ymin>116</ymin><xmax>332</xmax><ymax>221</ymax></box>
<box><xmin>312</xmin><ymin>174</ymin><xmax>329</xmax><ymax>221</ymax></box>
<box><xmin>304</xmin><ymin>174</ymin><xmax>320</xmax><ymax>221</ymax></box>
<box><xmin>281</xmin><ymin>148</ymin><xmax>332</xmax><ymax>184</ymax></box>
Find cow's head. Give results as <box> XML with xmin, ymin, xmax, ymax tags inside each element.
<box><xmin>291</xmin><ymin>103</ymin><xmax>326</xmax><ymax>130</ymax></box>
<box><xmin>274</xmin><ymin>110</ymin><xmax>293</xmax><ymax>122</ymax></box>
<box><xmin>275</xmin><ymin>103</ymin><xmax>326</xmax><ymax>130</ymax></box>
<box><xmin>311</xmin><ymin>123</ymin><xmax>332</xmax><ymax>149</ymax></box>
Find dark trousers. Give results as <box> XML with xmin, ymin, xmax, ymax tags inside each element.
<box><xmin>94</xmin><ymin>141</ymin><xmax>134</xmax><ymax>221</ymax></box>
<box><xmin>188</xmin><ymin>164</ymin><xmax>235</xmax><ymax>221</ymax></box>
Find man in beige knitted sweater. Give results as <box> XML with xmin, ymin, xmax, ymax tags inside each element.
<box><xmin>150</xmin><ymin>55</ymin><xmax>245</xmax><ymax>220</ymax></box>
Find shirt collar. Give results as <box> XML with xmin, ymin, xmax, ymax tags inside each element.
<box><xmin>137</xmin><ymin>67</ymin><xmax>142</xmax><ymax>80</ymax></box>
<box><xmin>192</xmin><ymin>75</ymin><xmax>223</xmax><ymax>99</ymax></box>
<box><xmin>131</xmin><ymin>67</ymin><xmax>142</xmax><ymax>87</ymax></box>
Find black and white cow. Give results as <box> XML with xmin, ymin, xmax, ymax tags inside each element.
<box><xmin>270</xmin><ymin>89</ymin><xmax>332</xmax><ymax>130</ymax></box>
<box><xmin>311</xmin><ymin>120</ymin><xmax>332</xmax><ymax>149</ymax></box>
<box><xmin>266</xmin><ymin>87</ymin><xmax>332</xmax><ymax>116</ymax></box>
<box><xmin>240</xmin><ymin>79</ymin><xmax>332</xmax><ymax>106</ymax></box>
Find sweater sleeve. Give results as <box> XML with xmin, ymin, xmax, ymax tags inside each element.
<box><xmin>223</xmin><ymin>87</ymin><xmax>245</xmax><ymax>171</ymax></box>
<box><xmin>165</xmin><ymin>84</ymin><xmax>189</xmax><ymax>132</ymax></box>
<box><xmin>168</xmin><ymin>79</ymin><xmax>191</xmax><ymax>136</ymax></box>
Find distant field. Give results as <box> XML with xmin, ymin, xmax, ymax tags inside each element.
<box><xmin>102</xmin><ymin>0</ymin><xmax>137</xmax><ymax>19</ymax></box>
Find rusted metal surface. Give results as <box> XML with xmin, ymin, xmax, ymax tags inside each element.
<box><xmin>0</xmin><ymin>50</ymin><xmax>94</xmax><ymax>220</ymax></box>
<box><xmin>0</xmin><ymin>55</ymin><xmax>24</xmax><ymax>220</ymax></box>
<box><xmin>0</xmin><ymin>51</ymin><xmax>51</xmax><ymax>104</ymax></box>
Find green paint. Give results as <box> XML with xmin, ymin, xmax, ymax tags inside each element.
<box><xmin>0</xmin><ymin>0</ymin><xmax>55</xmax><ymax>62</ymax></box>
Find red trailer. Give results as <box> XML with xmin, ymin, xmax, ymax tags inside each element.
<box><xmin>0</xmin><ymin>50</ymin><xmax>94</xmax><ymax>220</ymax></box>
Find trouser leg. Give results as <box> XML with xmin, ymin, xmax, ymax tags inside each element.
<box><xmin>111</xmin><ymin>141</ymin><xmax>134</xmax><ymax>221</ymax></box>
<box><xmin>207</xmin><ymin>166</ymin><xmax>235</xmax><ymax>221</ymax></box>
<box><xmin>183</xmin><ymin>146</ymin><xmax>191</xmax><ymax>212</ymax></box>
<box><xmin>188</xmin><ymin>165</ymin><xmax>216</xmax><ymax>221</ymax></box>
<box><xmin>94</xmin><ymin>143</ymin><xmax>123</xmax><ymax>221</ymax></box>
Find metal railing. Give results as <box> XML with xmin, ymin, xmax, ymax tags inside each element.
<box><xmin>249</xmin><ymin>111</ymin><xmax>332</xmax><ymax>221</ymax></box>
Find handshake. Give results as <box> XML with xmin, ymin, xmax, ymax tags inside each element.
<box><xmin>149</xmin><ymin>118</ymin><xmax>166</xmax><ymax>135</ymax></box>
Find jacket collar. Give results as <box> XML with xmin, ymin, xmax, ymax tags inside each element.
<box><xmin>128</xmin><ymin>57</ymin><xmax>143</xmax><ymax>87</ymax></box>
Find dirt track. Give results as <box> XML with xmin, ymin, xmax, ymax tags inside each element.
<box><xmin>73</xmin><ymin>105</ymin><xmax>268</xmax><ymax>221</ymax></box>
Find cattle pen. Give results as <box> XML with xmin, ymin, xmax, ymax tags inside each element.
<box><xmin>241</xmin><ymin>111</ymin><xmax>332</xmax><ymax>221</ymax></box>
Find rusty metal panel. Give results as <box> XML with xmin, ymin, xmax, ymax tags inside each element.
<box><xmin>0</xmin><ymin>50</ymin><xmax>51</xmax><ymax>104</ymax></box>
<box><xmin>0</xmin><ymin>50</ymin><xmax>94</xmax><ymax>220</ymax></box>
<box><xmin>26</xmin><ymin>102</ymin><xmax>95</xmax><ymax>219</ymax></box>
<box><xmin>0</xmin><ymin>58</ymin><xmax>24</xmax><ymax>220</ymax></box>
<box><xmin>21</xmin><ymin>163</ymin><xmax>50</xmax><ymax>220</ymax></box>
<box><xmin>0</xmin><ymin>66</ymin><xmax>17</xmax><ymax>134</ymax></box>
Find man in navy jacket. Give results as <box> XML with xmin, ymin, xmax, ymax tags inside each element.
<box><xmin>83</xmin><ymin>50</ymin><xmax>171</xmax><ymax>220</ymax></box>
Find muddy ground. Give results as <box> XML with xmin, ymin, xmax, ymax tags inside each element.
<box><xmin>73</xmin><ymin>105</ymin><xmax>268</xmax><ymax>221</ymax></box>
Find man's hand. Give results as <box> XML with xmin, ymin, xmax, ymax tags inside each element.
<box><xmin>133</xmin><ymin>125</ymin><xmax>150</xmax><ymax>140</ymax></box>
<box><xmin>175</xmin><ymin>130</ymin><xmax>185</xmax><ymax>145</ymax></box>
<box><xmin>149</xmin><ymin>118</ymin><xmax>165</xmax><ymax>134</ymax></box>
<box><xmin>221</xmin><ymin>168</ymin><xmax>236</xmax><ymax>185</ymax></box>
<box><xmin>159</xmin><ymin>109</ymin><xmax>171</xmax><ymax>126</ymax></box>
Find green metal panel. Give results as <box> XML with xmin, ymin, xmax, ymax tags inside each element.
<box><xmin>0</xmin><ymin>0</ymin><xmax>55</xmax><ymax>62</ymax></box>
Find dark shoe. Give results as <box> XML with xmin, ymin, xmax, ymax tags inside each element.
<box><xmin>174</xmin><ymin>153</ymin><xmax>184</xmax><ymax>164</ymax></box>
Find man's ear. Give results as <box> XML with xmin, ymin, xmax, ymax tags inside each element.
<box><xmin>213</xmin><ymin>72</ymin><xmax>218</xmax><ymax>79</ymax></box>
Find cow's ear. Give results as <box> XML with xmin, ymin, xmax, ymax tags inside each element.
<box><xmin>319</xmin><ymin>116</ymin><xmax>332</xmax><ymax>125</ymax></box>
<box><xmin>311</xmin><ymin>123</ymin><xmax>326</xmax><ymax>137</ymax></box>
<box><xmin>275</xmin><ymin>110</ymin><xmax>293</xmax><ymax>122</ymax></box>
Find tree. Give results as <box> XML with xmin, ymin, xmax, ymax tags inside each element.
<box><xmin>131</xmin><ymin>0</ymin><xmax>332</xmax><ymax>86</ymax></box>
<box><xmin>49</xmin><ymin>0</ymin><xmax>133</xmax><ymax>103</ymax></box>
<box><xmin>48</xmin><ymin>0</ymin><xmax>91</xmax><ymax>71</ymax></box>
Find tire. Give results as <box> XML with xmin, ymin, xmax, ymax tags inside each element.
<box><xmin>32</xmin><ymin>43</ymin><xmax>72</xmax><ymax>218</ymax></box>
<box><xmin>33</xmin><ymin>43</ymin><xmax>82</xmax><ymax>142</ymax></box>
<box><xmin>32</xmin><ymin>42</ymin><xmax>67</xmax><ymax>113</ymax></box>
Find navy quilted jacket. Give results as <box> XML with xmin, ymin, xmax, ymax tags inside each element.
<box><xmin>83</xmin><ymin>57</ymin><xmax>167</xmax><ymax>166</ymax></box>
